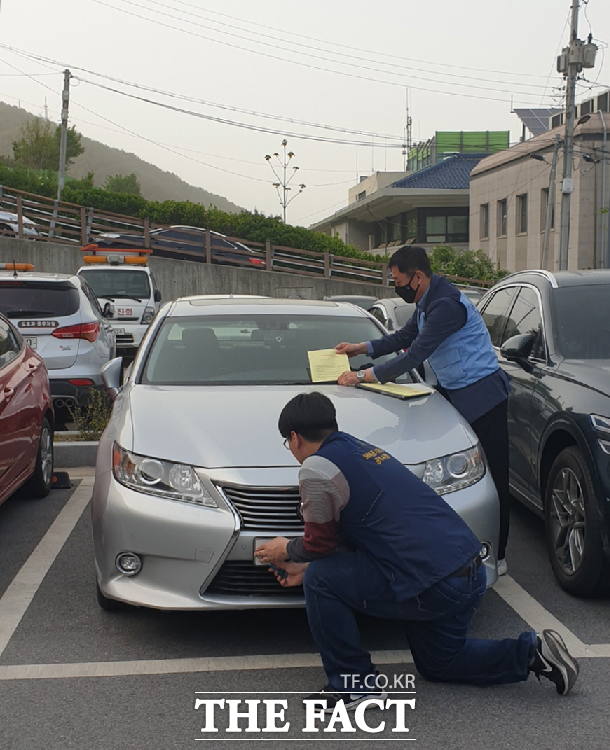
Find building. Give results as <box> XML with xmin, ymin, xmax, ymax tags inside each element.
<box><xmin>311</xmin><ymin>132</ymin><xmax>509</xmax><ymax>255</ymax></box>
<box><xmin>470</xmin><ymin>110</ymin><xmax>610</xmax><ymax>272</ymax></box>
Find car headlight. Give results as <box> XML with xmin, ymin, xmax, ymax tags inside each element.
<box><xmin>422</xmin><ymin>445</ymin><xmax>485</xmax><ymax>495</ymax></box>
<box><xmin>112</xmin><ymin>443</ymin><xmax>218</xmax><ymax>507</ymax></box>
<box><xmin>590</xmin><ymin>414</ymin><xmax>610</xmax><ymax>434</ymax></box>
<box><xmin>141</xmin><ymin>306</ymin><xmax>155</xmax><ymax>325</ymax></box>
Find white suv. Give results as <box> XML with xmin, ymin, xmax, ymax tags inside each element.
<box><xmin>0</xmin><ymin>270</ymin><xmax>115</xmax><ymax>420</ymax></box>
<box><xmin>77</xmin><ymin>252</ymin><xmax>162</xmax><ymax>356</ymax></box>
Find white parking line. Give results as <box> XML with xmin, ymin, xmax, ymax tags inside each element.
<box><xmin>0</xmin><ymin>477</ymin><xmax>93</xmax><ymax>659</ymax></box>
<box><xmin>0</xmin><ymin>650</ymin><xmax>414</xmax><ymax>681</ymax></box>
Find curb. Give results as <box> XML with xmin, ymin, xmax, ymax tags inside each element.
<box><xmin>53</xmin><ymin>441</ymin><xmax>99</xmax><ymax>468</ymax></box>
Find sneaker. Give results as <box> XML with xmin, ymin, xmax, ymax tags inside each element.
<box><xmin>529</xmin><ymin>629</ymin><xmax>579</xmax><ymax>695</ymax></box>
<box><xmin>497</xmin><ymin>559</ymin><xmax>508</xmax><ymax>576</ymax></box>
<box><xmin>304</xmin><ymin>684</ymin><xmax>387</xmax><ymax>713</ymax></box>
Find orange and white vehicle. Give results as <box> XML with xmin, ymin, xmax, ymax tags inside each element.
<box><xmin>77</xmin><ymin>245</ymin><xmax>162</xmax><ymax>356</ymax></box>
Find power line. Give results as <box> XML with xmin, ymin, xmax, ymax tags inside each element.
<box><xmin>86</xmin><ymin>0</ymin><xmax>553</xmax><ymax>105</ymax></box>
<box><xmin>126</xmin><ymin>0</ymin><xmax>555</xmax><ymax>92</ymax></box>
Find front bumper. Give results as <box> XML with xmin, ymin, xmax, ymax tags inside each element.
<box><xmin>92</xmin><ymin>455</ymin><xmax>499</xmax><ymax>611</ymax></box>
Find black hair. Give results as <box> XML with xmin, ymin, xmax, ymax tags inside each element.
<box><xmin>278</xmin><ymin>391</ymin><xmax>338</xmax><ymax>442</ymax></box>
<box><xmin>389</xmin><ymin>246</ymin><xmax>432</xmax><ymax>277</ymax></box>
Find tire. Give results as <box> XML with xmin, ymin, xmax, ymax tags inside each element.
<box><xmin>96</xmin><ymin>582</ymin><xmax>127</xmax><ymax>612</ymax></box>
<box><xmin>21</xmin><ymin>417</ymin><xmax>54</xmax><ymax>498</ymax></box>
<box><xmin>544</xmin><ymin>446</ymin><xmax>610</xmax><ymax>597</ymax></box>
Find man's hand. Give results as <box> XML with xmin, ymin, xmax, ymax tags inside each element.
<box><xmin>270</xmin><ymin>561</ymin><xmax>309</xmax><ymax>588</ymax></box>
<box><xmin>338</xmin><ymin>369</ymin><xmax>374</xmax><ymax>386</ymax></box>
<box><xmin>335</xmin><ymin>341</ymin><xmax>367</xmax><ymax>358</ymax></box>
<box><xmin>254</xmin><ymin>537</ymin><xmax>290</xmax><ymax>565</ymax></box>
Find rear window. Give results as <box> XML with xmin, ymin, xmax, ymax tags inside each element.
<box><xmin>0</xmin><ymin>281</ymin><xmax>80</xmax><ymax>318</ymax></box>
<box><xmin>79</xmin><ymin>269</ymin><xmax>151</xmax><ymax>299</ymax></box>
<box><xmin>141</xmin><ymin>314</ymin><xmax>414</xmax><ymax>385</ymax></box>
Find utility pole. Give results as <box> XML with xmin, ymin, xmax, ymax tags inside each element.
<box><xmin>557</xmin><ymin>2</ymin><xmax>597</xmax><ymax>269</ymax></box>
<box><xmin>541</xmin><ymin>135</ymin><xmax>561</xmax><ymax>270</ymax></box>
<box><xmin>56</xmin><ymin>69</ymin><xmax>71</xmax><ymax>202</ymax></box>
<box><xmin>264</xmin><ymin>139</ymin><xmax>306</xmax><ymax>224</ymax></box>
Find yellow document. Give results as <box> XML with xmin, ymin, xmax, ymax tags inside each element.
<box><xmin>308</xmin><ymin>349</ymin><xmax>350</xmax><ymax>382</ymax></box>
<box><xmin>357</xmin><ymin>382</ymin><xmax>432</xmax><ymax>399</ymax></box>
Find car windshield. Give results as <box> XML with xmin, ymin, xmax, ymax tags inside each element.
<box><xmin>552</xmin><ymin>286</ymin><xmax>610</xmax><ymax>359</ymax></box>
<box><xmin>141</xmin><ymin>314</ymin><xmax>414</xmax><ymax>385</ymax></box>
<box><xmin>79</xmin><ymin>269</ymin><xmax>151</xmax><ymax>299</ymax></box>
<box><xmin>0</xmin><ymin>281</ymin><xmax>80</xmax><ymax>318</ymax></box>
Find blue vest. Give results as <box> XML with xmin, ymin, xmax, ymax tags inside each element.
<box><xmin>316</xmin><ymin>432</ymin><xmax>482</xmax><ymax>601</ymax></box>
<box><xmin>418</xmin><ymin>289</ymin><xmax>498</xmax><ymax>390</ymax></box>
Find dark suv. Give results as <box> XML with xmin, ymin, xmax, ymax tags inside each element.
<box><xmin>478</xmin><ymin>270</ymin><xmax>610</xmax><ymax>597</ymax></box>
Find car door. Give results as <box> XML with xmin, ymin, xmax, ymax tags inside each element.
<box><xmin>0</xmin><ymin>318</ymin><xmax>34</xmax><ymax>498</ymax></box>
<box><xmin>498</xmin><ymin>286</ymin><xmax>545</xmax><ymax>500</ymax></box>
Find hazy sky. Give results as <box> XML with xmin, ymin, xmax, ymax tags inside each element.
<box><xmin>0</xmin><ymin>0</ymin><xmax>608</xmax><ymax>226</ymax></box>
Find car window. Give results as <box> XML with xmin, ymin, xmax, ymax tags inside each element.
<box><xmin>142</xmin><ymin>314</ymin><xmax>414</xmax><ymax>385</ymax></box>
<box><xmin>0</xmin><ymin>317</ymin><xmax>21</xmax><ymax>369</ymax></box>
<box><xmin>552</xmin><ymin>285</ymin><xmax>610</xmax><ymax>359</ymax></box>
<box><xmin>368</xmin><ymin>305</ymin><xmax>389</xmax><ymax>328</ymax></box>
<box><xmin>79</xmin><ymin>269</ymin><xmax>151</xmax><ymax>299</ymax></box>
<box><xmin>502</xmin><ymin>286</ymin><xmax>544</xmax><ymax>357</ymax></box>
<box><xmin>0</xmin><ymin>281</ymin><xmax>80</xmax><ymax>318</ymax></box>
<box><xmin>481</xmin><ymin>287</ymin><xmax>518</xmax><ymax>347</ymax></box>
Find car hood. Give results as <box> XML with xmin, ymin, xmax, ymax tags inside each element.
<box><xmin>557</xmin><ymin>359</ymin><xmax>610</xmax><ymax>398</ymax></box>
<box><xmin>126</xmin><ymin>384</ymin><xmax>473</xmax><ymax>468</ymax></box>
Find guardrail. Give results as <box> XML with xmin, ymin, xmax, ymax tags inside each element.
<box><xmin>0</xmin><ymin>184</ymin><xmax>494</xmax><ymax>289</ymax></box>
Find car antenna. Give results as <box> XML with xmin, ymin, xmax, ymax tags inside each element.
<box><xmin>12</xmin><ymin>258</ymin><xmax>18</xmax><ymax>279</ymax></box>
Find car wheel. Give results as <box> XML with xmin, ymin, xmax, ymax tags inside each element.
<box><xmin>96</xmin><ymin>582</ymin><xmax>127</xmax><ymax>612</ymax></box>
<box><xmin>544</xmin><ymin>446</ymin><xmax>610</xmax><ymax>597</ymax></box>
<box><xmin>22</xmin><ymin>418</ymin><xmax>54</xmax><ymax>498</ymax></box>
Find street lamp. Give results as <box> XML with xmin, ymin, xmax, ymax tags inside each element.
<box><xmin>264</xmin><ymin>140</ymin><xmax>306</xmax><ymax>224</ymax></box>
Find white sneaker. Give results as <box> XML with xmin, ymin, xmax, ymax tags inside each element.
<box><xmin>497</xmin><ymin>559</ymin><xmax>508</xmax><ymax>576</ymax></box>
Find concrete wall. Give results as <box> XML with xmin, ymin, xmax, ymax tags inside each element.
<box><xmin>0</xmin><ymin>237</ymin><xmax>397</xmax><ymax>301</ymax></box>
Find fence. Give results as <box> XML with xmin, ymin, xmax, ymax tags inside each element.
<box><xmin>0</xmin><ymin>184</ymin><xmax>493</xmax><ymax>289</ymax></box>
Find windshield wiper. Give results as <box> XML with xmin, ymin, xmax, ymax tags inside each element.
<box><xmin>111</xmin><ymin>295</ymin><xmax>143</xmax><ymax>302</ymax></box>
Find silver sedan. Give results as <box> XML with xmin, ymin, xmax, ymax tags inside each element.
<box><xmin>92</xmin><ymin>297</ymin><xmax>499</xmax><ymax>611</ymax></box>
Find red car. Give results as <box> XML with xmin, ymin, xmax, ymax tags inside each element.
<box><xmin>0</xmin><ymin>312</ymin><xmax>54</xmax><ymax>504</ymax></box>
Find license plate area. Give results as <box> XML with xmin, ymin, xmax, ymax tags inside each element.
<box><xmin>25</xmin><ymin>337</ymin><xmax>37</xmax><ymax>349</ymax></box>
<box><xmin>253</xmin><ymin>537</ymin><xmax>276</xmax><ymax>565</ymax></box>
<box><xmin>114</xmin><ymin>328</ymin><xmax>125</xmax><ymax>335</ymax></box>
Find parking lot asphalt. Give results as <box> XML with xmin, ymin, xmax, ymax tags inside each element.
<box><xmin>1</xmin><ymin>469</ymin><xmax>609</xmax><ymax>750</ymax></box>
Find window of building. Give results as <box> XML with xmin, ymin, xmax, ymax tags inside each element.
<box><xmin>423</xmin><ymin>212</ymin><xmax>469</xmax><ymax>244</ymax></box>
<box><xmin>497</xmin><ymin>199</ymin><xmax>507</xmax><ymax>237</ymax></box>
<box><xmin>516</xmin><ymin>194</ymin><xmax>528</xmax><ymax>234</ymax></box>
<box><xmin>540</xmin><ymin>188</ymin><xmax>555</xmax><ymax>231</ymax></box>
<box><xmin>426</xmin><ymin>215</ymin><xmax>446</xmax><ymax>243</ymax></box>
<box><xmin>356</xmin><ymin>191</ymin><xmax>366</xmax><ymax>201</ymax></box>
<box><xmin>480</xmin><ymin>203</ymin><xmax>489</xmax><ymax>239</ymax></box>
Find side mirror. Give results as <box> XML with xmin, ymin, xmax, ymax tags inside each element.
<box><xmin>154</xmin><ymin>289</ymin><xmax>162</xmax><ymax>303</ymax></box>
<box><xmin>101</xmin><ymin>357</ymin><xmax>123</xmax><ymax>401</ymax></box>
<box><xmin>500</xmin><ymin>334</ymin><xmax>535</xmax><ymax>370</ymax></box>
<box><xmin>102</xmin><ymin>302</ymin><xmax>115</xmax><ymax>318</ymax></box>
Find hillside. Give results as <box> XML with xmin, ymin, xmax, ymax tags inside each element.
<box><xmin>0</xmin><ymin>101</ymin><xmax>242</xmax><ymax>213</ymax></box>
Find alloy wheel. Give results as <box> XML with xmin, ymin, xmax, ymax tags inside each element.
<box><xmin>548</xmin><ymin>467</ymin><xmax>586</xmax><ymax>575</ymax></box>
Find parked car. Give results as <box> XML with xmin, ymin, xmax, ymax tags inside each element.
<box><xmin>478</xmin><ymin>270</ymin><xmax>610</xmax><ymax>597</ymax></box>
<box><xmin>323</xmin><ymin>295</ymin><xmax>379</xmax><ymax>310</ymax></box>
<box><xmin>95</xmin><ymin>226</ymin><xmax>266</xmax><ymax>268</ymax></box>
<box><xmin>92</xmin><ymin>296</ymin><xmax>500</xmax><ymax>611</ymax></box>
<box><xmin>368</xmin><ymin>297</ymin><xmax>416</xmax><ymax>331</ymax></box>
<box><xmin>77</xmin><ymin>250</ymin><xmax>162</xmax><ymax>357</ymax></box>
<box><xmin>456</xmin><ymin>286</ymin><xmax>486</xmax><ymax>305</ymax></box>
<box><xmin>0</xmin><ymin>312</ymin><xmax>54</xmax><ymax>504</ymax></box>
<box><xmin>0</xmin><ymin>210</ymin><xmax>38</xmax><ymax>239</ymax></box>
<box><xmin>0</xmin><ymin>270</ymin><xmax>116</xmax><ymax>423</ymax></box>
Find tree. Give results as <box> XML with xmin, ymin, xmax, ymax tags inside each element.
<box><xmin>103</xmin><ymin>173</ymin><xmax>141</xmax><ymax>195</ymax></box>
<box><xmin>12</xmin><ymin>117</ymin><xmax>84</xmax><ymax>171</ymax></box>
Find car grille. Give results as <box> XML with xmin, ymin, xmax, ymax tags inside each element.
<box><xmin>204</xmin><ymin>561</ymin><xmax>303</xmax><ymax>597</ymax></box>
<box><xmin>218</xmin><ymin>484</ymin><xmax>303</xmax><ymax>532</ymax></box>
<box><xmin>116</xmin><ymin>333</ymin><xmax>135</xmax><ymax>345</ymax></box>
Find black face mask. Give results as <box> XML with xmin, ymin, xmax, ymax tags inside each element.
<box><xmin>395</xmin><ymin>273</ymin><xmax>419</xmax><ymax>304</ymax></box>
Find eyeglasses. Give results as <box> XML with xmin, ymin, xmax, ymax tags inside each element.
<box><xmin>283</xmin><ymin>437</ymin><xmax>290</xmax><ymax>450</ymax></box>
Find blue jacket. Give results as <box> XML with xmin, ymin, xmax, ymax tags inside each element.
<box><xmin>316</xmin><ymin>431</ymin><xmax>482</xmax><ymax>601</ymax></box>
